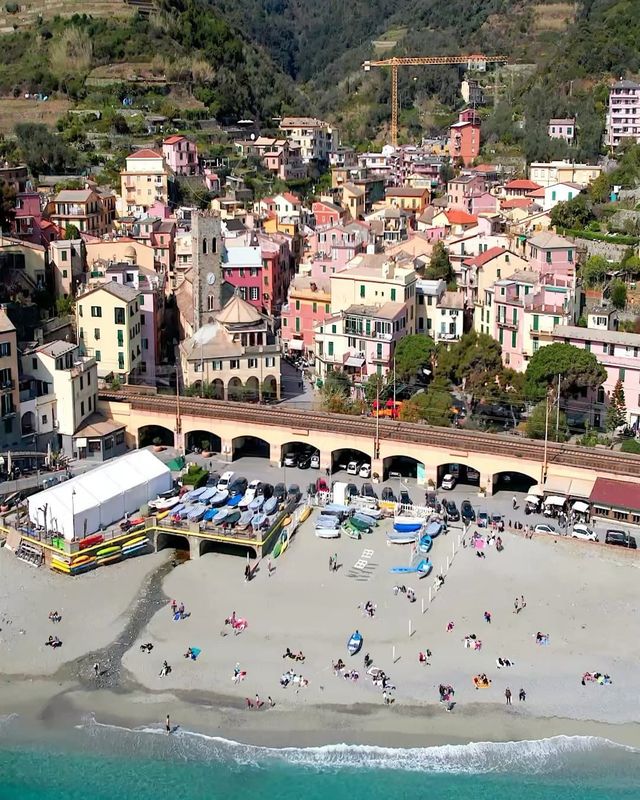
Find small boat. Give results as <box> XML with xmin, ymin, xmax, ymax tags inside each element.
<box><xmin>386</xmin><ymin>530</ymin><xmax>418</xmax><ymax>544</ymax></box>
<box><xmin>316</xmin><ymin>516</ymin><xmax>340</xmax><ymax>528</ymax></box>
<box><xmin>204</xmin><ymin>508</ymin><xmax>218</xmax><ymax>522</ymax></box>
<box><xmin>210</xmin><ymin>490</ymin><xmax>229</xmax><ymax>507</ymax></box>
<box><xmin>248</xmin><ymin>495</ymin><xmax>264</xmax><ymax>511</ymax></box>
<box><xmin>353</xmin><ymin>512</ymin><xmax>378</xmax><ymax>527</ymax></box>
<box><xmin>418</xmin><ymin>534</ymin><xmax>433</xmax><ymax>553</ymax></box>
<box><xmin>221</xmin><ymin>510</ymin><xmax>241</xmax><ymax>527</ymax></box>
<box><xmin>149</xmin><ymin>495</ymin><xmax>181</xmax><ymax>512</ymax></box>
<box><xmin>355</xmin><ymin>505</ymin><xmax>382</xmax><ymax>519</ymax></box>
<box><xmin>347</xmin><ymin>631</ymin><xmax>363</xmax><ymax>656</ymax></box>
<box><xmin>263</xmin><ymin>496</ymin><xmax>278</xmax><ymax>515</ymax></box>
<box><xmin>186</xmin><ymin>503</ymin><xmax>207</xmax><ymax>521</ymax></box>
<box><xmin>323</xmin><ymin>503</ymin><xmax>350</xmax><ymax>516</ymax></box>
<box><xmin>273</xmin><ymin>531</ymin><xmax>288</xmax><ymax>558</ymax></box>
<box><xmin>393</xmin><ymin>516</ymin><xmax>423</xmax><ymax>533</ymax></box>
<box><xmin>198</xmin><ymin>487</ymin><xmax>217</xmax><ymax>503</ymax></box>
<box><xmin>425</xmin><ymin>520</ymin><xmax>445</xmax><ymax>538</ymax></box>
<box><xmin>389</xmin><ymin>558</ymin><xmax>432</xmax><ymax>575</ymax></box>
<box><xmin>315</xmin><ymin>527</ymin><xmax>340</xmax><ymax>538</ymax></box>
<box><xmin>239</xmin><ymin>492</ymin><xmax>253</xmax><ymax>509</ymax></box>
<box><xmin>349</xmin><ymin>517</ymin><xmax>371</xmax><ymax>533</ymax></box>
<box><xmin>299</xmin><ymin>506</ymin><xmax>312</xmax><ymax>523</ymax></box>
<box><xmin>238</xmin><ymin>509</ymin><xmax>254</xmax><ymax>528</ymax></box>
<box><xmin>213</xmin><ymin>507</ymin><xmax>231</xmax><ymax>523</ymax></box>
<box><xmin>251</xmin><ymin>513</ymin><xmax>267</xmax><ymax>531</ymax></box>
<box><xmin>227</xmin><ymin>494</ymin><xmax>243</xmax><ymax>507</ymax></box>
<box><xmin>341</xmin><ymin>524</ymin><xmax>361</xmax><ymax>540</ymax></box>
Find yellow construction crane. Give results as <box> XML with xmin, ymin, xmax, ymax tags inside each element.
<box><xmin>363</xmin><ymin>54</ymin><xmax>508</xmax><ymax>147</ymax></box>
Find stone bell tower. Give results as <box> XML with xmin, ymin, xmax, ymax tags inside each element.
<box><xmin>191</xmin><ymin>211</ymin><xmax>223</xmax><ymax>331</ymax></box>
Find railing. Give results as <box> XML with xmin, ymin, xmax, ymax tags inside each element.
<box><xmin>496</xmin><ymin>318</ymin><xmax>518</xmax><ymax>330</ymax></box>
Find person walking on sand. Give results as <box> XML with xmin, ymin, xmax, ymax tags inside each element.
<box><xmin>514</xmin><ymin>598</ymin><xmax>519</xmax><ymax>614</ymax></box>
<box><xmin>519</xmin><ymin>688</ymin><xmax>526</xmax><ymax>702</ymax></box>
<box><xmin>484</xmin><ymin>611</ymin><xmax>492</xmax><ymax>624</ymax></box>
<box><xmin>505</xmin><ymin>687</ymin><xmax>512</xmax><ymax>705</ymax></box>
<box><xmin>93</xmin><ymin>662</ymin><xmax>99</xmax><ymax>678</ymax></box>
<box><xmin>333</xmin><ymin>553</ymin><xmax>338</xmax><ymax>572</ymax></box>
<box><xmin>520</xmin><ymin>595</ymin><xmax>526</xmax><ymax>610</ymax></box>
<box><xmin>329</xmin><ymin>555</ymin><xmax>334</xmax><ymax>572</ymax></box>
<box><xmin>165</xmin><ymin>714</ymin><xmax>171</xmax><ymax>734</ymax></box>
<box><xmin>512</xmin><ymin>495</ymin><xmax>517</xmax><ymax>510</ymax></box>
<box><xmin>268</xmin><ymin>558</ymin><xmax>273</xmax><ymax>577</ymax></box>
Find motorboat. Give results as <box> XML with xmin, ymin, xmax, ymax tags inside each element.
<box><xmin>203</xmin><ymin>508</ymin><xmax>219</xmax><ymax>522</ymax></box>
<box><xmin>323</xmin><ymin>503</ymin><xmax>350</xmax><ymax>516</ymax></box>
<box><xmin>263</xmin><ymin>496</ymin><xmax>278</xmax><ymax>516</ymax></box>
<box><xmin>353</xmin><ymin>512</ymin><xmax>378</xmax><ymax>527</ymax></box>
<box><xmin>424</xmin><ymin>520</ymin><xmax>445</xmax><ymax>538</ymax></box>
<box><xmin>186</xmin><ymin>503</ymin><xmax>207</xmax><ymax>522</ymax></box>
<box><xmin>221</xmin><ymin>510</ymin><xmax>241</xmax><ymax>527</ymax></box>
<box><xmin>315</xmin><ymin>527</ymin><xmax>340</xmax><ymax>538</ymax></box>
<box><xmin>198</xmin><ymin>487</ymin><xmax>218</xmax><ymax>503</ymax></box>
<box><xmin>389</xmin><ymin>558</ymin><xmax>432</xmax><ymax>575</ymax></box>
<box><xmin>386</xmin><ymin>529</ymin><xmax>419</xmax><ymax>544</ymax></box>
<box><xmin>354</xmin><ymin>505</ymin><xmax>382</xmax><ymax>519</ymax></box>
<box><xmin>251</xmin><ymin>513</ymin><xmax>268</xmax><ymax>531</ymax></box>
<box><xmin>393</xmin><ymin>516</ymin><xmax>424</xmax><ymax>533</ymax></box>
<box><xmin>348</xmin><ymin>517</ymin><xmax>371</xmax><ymax>533</ymax></box>
<box><xmin>347</xmin><ymin>630</ymin><xmax>363</xmax><ymax>656</ymax></box>
<box><xmin>148</xmin><ymin>495</ymin><xmax>181</xmax><ymax>512</ymax></box>
<box><xmin>248</xmin><ymin>495</ymin><xmax>265</xmax><ymax>512</ymax></box>
<box><xmin>227</xmin><ymin>494</ymin><xmax>243</xmax><ymax>507</ymax></box>
<box><xmin>210</xmin><ymin>490</ymin><xmax>229</xmax><ymax>507</ymax></box>
<box><xmin>238</xmin><ymin>509</ymin><xmax>254</xmax><ymax>528</ymax></box>
<box><xmin>418</xmin><ymin>533</ymin><xmax>433</xmax><ymax>553</ymax></box>
<box><xmin>213</xmin><ymin>507</ymin><xmax>231</xmax><ymax>523</ymax></box>
<box><xmin>315</xmin><ymin>516</ymin><xmax>340</xmax><ymax>529</ymax></box>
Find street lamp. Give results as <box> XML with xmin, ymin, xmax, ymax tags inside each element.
<box><xmin>70</xmin><ymin>488</ymin><xmax>76</xmax><ymax>540</ymax></box>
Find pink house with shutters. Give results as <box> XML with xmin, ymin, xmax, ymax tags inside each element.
<box><xmin>526</xmin><ymin>231</ymin><xmax>576</xmax><ymax>278</ymax></box>
<box><xmin>162</xmin><ymin>135</ymin><xmax>198</xmax><ymax>176</ymax></box>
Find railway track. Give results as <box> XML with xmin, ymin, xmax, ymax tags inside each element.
<box><xmin>99</xmin><ymin>391</ymin><xmax>640</xmax><ymax>478</ymax></box>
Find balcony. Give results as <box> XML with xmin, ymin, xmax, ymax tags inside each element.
<box><xmin>0</xmin><ymin>379</ymin><xmax>14</xmax><ymax>392</ymax></box>
<box><xmin>496</xmin><ymin>318</ymin><xmax>518</xmax><ymax>330</ymax></box>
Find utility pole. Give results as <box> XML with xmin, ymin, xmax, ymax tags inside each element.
<box><xmin>555</xmin><ymin>373</ymin><xmax>561</xmax><ymax>441</ymax></box>
<box><xmin>393</xmin><ymin>357</ymin><xmax>397</xmax><ymax>412</ymax></box>
<box><xmin>175</xmin><ymin>366</ymin><xmax>182</xmax><ymax>455</ymax></box>
<box><xmin>542</xmin><ymin>389</ymin><xmax>550</xmax><ymax>484</ymax></box>
<box><xmin>375</xmin><ymin>376</ymin><xmax>381</xmax><ymax>460</ymax></box>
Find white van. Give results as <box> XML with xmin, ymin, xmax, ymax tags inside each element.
<box><xmin>346</xmin><ymin>461</ymin><xmax>359</xmax><ymax>475</ymax></box>
<box><xmin>217</xmin><ymin>471</ymin><xmax>235</xmax><ymax>491</ymax></box>
<box><xmin>358</xmin><ymin>463</ymin><xmax>371</xmax><ymax>478</ymax></box>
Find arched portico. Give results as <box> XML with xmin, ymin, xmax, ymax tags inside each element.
<box><xmin>232</xmin><ymin>435</ymin><xmax>270</xmax><ymax>460</ymax></box>
<box><xmin>383</xmin><ymin>455</ymin><xmax>424</xmax><ymax>481</ymax></box>
<box><xmin>331</xmin><ymin>447</ymin><xmax>372</xmax><ymax>475</ymax></box>
<box><xmin>156</xmin><ymin>531</ymin><xmax>190</xmax><ymax>553</ymax></box>
<box><xmin>437</xmin><ymin>461</ymin><xmax>482</xmax><ymax>488</ymax></box>
<box><xmin>138</xmin><ymin>425</ymin><xmax>175</xmax><ymax>448</ymax></box>
<box><xmin>185</xmin><ymin>430</ymin><xmax>222</xmax><ymax>454</ymax></box>
<box><xmin>492</xmin><ymin>470</ymin><xmax>539</xmax><ymax>494</ymax></box>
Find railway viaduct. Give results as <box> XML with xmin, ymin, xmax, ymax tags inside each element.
<box><xmin>98</xmin><ymin>392</ymin><xmax>640</xmax><ymax>495</ymax></box>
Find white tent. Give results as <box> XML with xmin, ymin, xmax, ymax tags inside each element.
<box><xmin>28</xmin><ymin>450</ymin><xmax>171</xmax><ymax>541</ymax></box>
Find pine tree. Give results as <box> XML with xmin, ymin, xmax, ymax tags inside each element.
<box><xmin>606</xmin><ymin>379</ymin><xmax>627</xmax><ymax>432</ymax></box>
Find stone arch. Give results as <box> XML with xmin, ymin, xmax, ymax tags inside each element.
<box><xmin>156</xmin><ymin>531</ymin><xmax>190</xmax><ymax>553</ymax></box>
<box><xmin>203</xmin><ymin>238</ymin><xmax>207</xmax><ymax>254</ymax></box>
<box><xmin>138</xmin><ymin>424</ymin><xmax>175</xmax><ymax>448</ymax></box>
<box><xmin>211</xmin><ymin>379</ymin><xmax>224</xmax><ymax>400</ymax></box>
<box><xmin>244</xmin><ymin>376</ymin><xmax>259</xmax><ymax>402</ymax></box>
<box><xmin>383</xmin><ymin>455</ymin><xmax>425</xmax><ymax>481</ymax></box>
<box><xmin>185</xmin><ymin>430</ymin><xmax>222</xmax><ymax>454</ymax></box>
<box><xmin>21</xmin><ymin>411</ymin><xmax>35</xmax><ymax>436</ymax></box>
<box><xmin>492</xmin><ymin>469</ymin><xmax>539</xmax><ymax>494</ymax></box>
<box><xmin>331</xmin><ymin>446</ymin><xmax>372</xmax><ymax>475</ymax></box>
<box><xmin>281</xmin><ymin>440</ymin><xmax>319</xmax><ymax>464</ymax></box>
<box><xmin>262</xmin><ymin>374</ymin><xmax>278</xmax><ymax>401</ymax></box>
<box><xmin>228</xmin><ymin>376</ymin><xmax>243</xmax><ymax>401</ymax></box>
<box><xmin>232</xmin><ymin>435</ymin><xmax>270</xmax><ymax>460</ymax></box>
<box><xmin>437</xmin><ymin>461</ymin><xmax>482</xmax><ymax>488</ymax></box>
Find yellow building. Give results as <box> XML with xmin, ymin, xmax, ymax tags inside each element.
<box><xmin>462</xmin><ymin>247</ymin><xmax>528</xmax><ymax>335</ymax></box>
<box><xmin>85</xmin><ymin>239</ymin><xmax>155</xmax><ymax>273</ymax></box>
<box><xmin>341</xmin><ymin>183</ymin><xmax>365</xmax><ymax>221</ymax></box>
<box><xmin>76</xmin><ymin>282</ymin><xmax>142</xmax><ymax>383</ymax></box>
<box><xmin>120</xmin><ymin>149</ymin><xmax>171</xmax><ymax>214</ymax></box>
<box><xmin>0</xmin><ymin>235</ymin><xmax>46</xmax><ymax>288</ymax></box>
<box><xmin>528</xmin><ymin>161</ymin><xmax>602</xmax><ymax>189</ymax></box>
<box><xmin>384</xmin><ymin>187</ymin><xmax>430</xmax><ymax>213</ymax></box>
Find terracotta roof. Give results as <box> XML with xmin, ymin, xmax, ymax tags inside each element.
<box><xmin>74</xmin><ymin>413</ymin><xmax>125</xmax><ymax>438</ymax></box>
<box><xmin>549</xmin><ymin>118</ymin><xmax>575</xmax><ymax>126</ymax></box>
<box><xmin>127</xmin><ymin>148</ymin><xmax>162</xmax><ymax>159</ymax></box>
<box><xmin>463</xmin><ymin>246</ymin><xmax>507</xmax><ymax>267</ymax></box>
<box><xmin>469</xmin><ymin>163</ymin><xmax>497</xmax><ymax>172</ymax></box>
<box><xmin>528</xmin><ymin>232</ymin><xmax>573</xmax><ymax>249</ymax></box>
<box><xmin>385</xmin><ymin>187</ymin><xmax>428</xmax><ymax>197</ymax></box>
<box><xmin>589</xmin><ymin>478</ymin><xmax>640</xmax><ymax>512</ymax></box>
<box><xmin>215</xmin><ymin>292</ymin><xmax>263</xmax><ymax>326</ymax></box>
<box><xmin>501</xmin><ymin>197</ymin><xmax>534</xmax><ymax>210</ymax></box>
<box><xmin>163</xmin><ymin>135</ymin><xmax>186</xmax><ymax>145</ymax></box>
<box><xmin>281</xmin><ymin>192</ymin><xmax>301</xmax><ymax>205</ymax></box>
<box><xmin>444</xmin><ymin>209</ymin><xmax>477</xmax><ymax>225</ymax></box>
<box><xmin>527</xmin><ymin>187</ymin><xmax>546</xmax><ymax>198</ymax></box>
<box><xmin>504</xmin><ymin>179</ymin><xmax>541</xmax><ymax>191</ymax></box>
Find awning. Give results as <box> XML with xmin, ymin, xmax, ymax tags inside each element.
<box><xmin>525</xmin><ymin>495</ymin><xmax>541</xmax><ymax>505</ymax></box>
<box><xmin>572</xmin><ymin>501</ymin><xmax>589</xmax><ymax>513</ymax></box>
<box><xmin>528</xmin><ymin>484</ymin><xmax>543</xmax><ymax>496</ymax></box>
<box><xmin>287</xmin><ymin>339</ymin><xmax>304</xmax><ymax>351</ymax></box>
<box><xmin>345</xmin><ymin>356</ymin><xmax>365</xmax><ymax>367</ymax></box>
<box><xmin>568</xmin><ymin>477</ymin><xmax>595</xmax><ymax>499</ymax></box>
<box><xmin>544</xmin><ymin>495</ymin><xmax>566</xmax><ymax>507</ymax></box>
<box><xmin>543</xmin><ymin>475</ymin><xmax>572</xmax><ymax>496</ymax></box>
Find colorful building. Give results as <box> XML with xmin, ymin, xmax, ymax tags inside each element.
<box><xmin>605</xmin><ymin>80</ymin><xmax>640</xmax><ymax>148</ymax></box>
<box><xmin>120</xmin><ymin>149</ymin><xmax>172</xmax><ymax>214</ymax></box>
<box><xmin>449</xmin><ymin>111</ymin><xmax>481</xmax><ymax>166</ymax></box>
<box><xmin>50</xmin><ymin>188</ymin><xmax>115</xmax><ymax>237</ymax></box>
<box><xmin>162</xmin><ymin>135</ymin><xmax>199</xmax><ymax>176</ymax></box>
<box><xmin>548</xmin><ymin>118</ymin><xmax>576</xmax><ymax>145</ymax></box>
<box><xmin>281</xmin><ymin>276</ymin><xmax>331</xmax><ymax>355</ymax></box>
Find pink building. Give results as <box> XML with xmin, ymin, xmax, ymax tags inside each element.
<box><xmin>526</xmin><ymin>231</ymin><xmax>576</xmax><ymax>278</ymax></box>
<box><xmin>162</xmin><ymin>135</ymin><xmax>198</xmax><ymax>176</ymax></box>
<box><xmin>281</xmin><ymin>276</ymin><xmax>331</xmax><ymax>354</ymax></box>
<box><xmin>12</xmin><ymin>192</ymin><xmax>59</xmax><ymax>246</ymax></box>
<box><xmin>449</xmin><ymin>110</ymin><xmax>481</xmax><ymax>166</ymax></box>
<box><xmin>552</xmin><ymin>323</ymin><xmax>640</xmax><ymax>429</ymax></box>
<box><xmin>548</xmin><ymin>118</ymin><xmax>575</xmax><ymax>145</ymax></box>
<box><xmin>222</xmin><ymin>231</ymin><xmax>291</xmax><ymax>315</ymax></box>
<box><xmin>447</xmin><ymin>174</ymin><xmax>487</xmax><ymax>210</ymax></box>
<box><xmin>306</xmin><ymin>222</ymin><xmax>368</xmax><ymax>276</ymax></box>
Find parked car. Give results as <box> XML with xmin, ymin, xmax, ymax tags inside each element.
<box><xmin>358</xmin><ymin>462</ymin><xmax>371</xmax><ymax>478</ymax></box>
<box><xmin>382</xmin><ymin>487</ymin><xmax>396</xmax><ymax>503</ymax></box>
<box><xmin>444</xmin><ymin>500</ymin><xmax>460</xmax><ymax>521</ymax></box>
<box><xmin>287</xmin><ymin>484</ymin><xmax>301</xmax><ymax>503</ymax></box>
<box><xmin>477</xmin><ymin>511</ymin><xmax>489</xmax><ymax>528</ymax></box>
<box><xmin>297</xmin><ymin>453</ymin><xmax>311</xmax><ymax>469</ymax></box>
<box><xmin>534</xmin><ymin>523</ymin><xmax>557</xmax><ymax>535</ymax></box>
<box><xmin>273</xmin><ymin>483</ymin><xmax>287</xmax><ymax>503</ymax></box>
<box><xmin>217</xmin><ymin>471</ymin><xmax>235</xmax><ymax>491</ymax></box>
<box><xmin>605</xmin><ymin>530</ymin><xmax>637</xmax><ymax>549</ymax></box>
<box><xmin>399</xmin><ymin>489</ymin><xmax>413</xmax><ymax>506</ymax></box>
<box><xmin>347</xmin><ymin>461</ymin><xmax>359</xmax><ymax>475</ymax></box>
<box><xmin>361</xmin><ymin>483</ymin><xmax>377</xmax><ymax>499</ymax></box>
<box><xmin>424</xmin><ymin>490</ymin><xmax>437</xmax><ymax>508</ymax></box>
<box><xmin>205</xmin><ymin>472</ymin><xmax>220</xmax><ymax>488</ymax></box>
<box><xmin>571</xmin><ymin>524</ymin><xmax>598</xmax><ymax>542</ymax></box>
<box><xmin>228</xmin><ymin>476</ymin><xmax>248</xmax><ymax>496</ymax></box>
<box><xmin>283</xmin><ymin>452</ymin><xmax>297</xmax><ymax>468</ymax></box>
<box><xmin>460</xmin><ymin>500</ymin><xmax>475</xmax><ymax>522</ymax></box>
<box><xmin>310</xmin><ymin>452</ymin><xmax>320</xmax><ymax>469</ymax></box>
<box><xmin>316</xmin><ymin>477</ymin><xmax>329</xmax><ymax>493</ymax></box>
<box><xmin>441</xmin><ymin>473</ymin><xmax>456</xmax><ymax>490</ymax></box>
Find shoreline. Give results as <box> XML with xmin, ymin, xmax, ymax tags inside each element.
<box><xmin>2</xmin><ymin>678</ymin><xmax>640</xmax><ymax>753</ymax></box>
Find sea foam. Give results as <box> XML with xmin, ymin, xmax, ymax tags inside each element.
<box><xmin>76</xmin><ymin>716</ymin><xmax>638</xmax><ymax>775</ymax></box>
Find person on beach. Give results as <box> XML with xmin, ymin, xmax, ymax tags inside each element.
<box><xmin>329</xmin><ymin>555</ymin><xmax>333</xmax><ymax>572</ymax></box>
<box><xmin>447</xmin><ymin>621</ymin><xmax>454</xmax><ymax>632</ymax></box>
<box><xmin>512</xmin><ymin>495</ymin><xmax>517</xmax><ymax>510</ymax></box>
<box><xmin>93</xmin><ymin>662</ymin><xmax>99</xmax><ymax>678</ymax></box>
<box><xmin>505</xmin><ymin>687</ymin><xmax>512</xmax><ymax>705</ymax></box>
<box><xmin>268</xmin><ymin>696</ymin><xmax>275</xmax><ymax>707</ymax></box>
<box><xmin>171</xmin><ymin>600</ymin><xmax>177</xmax><ymax>615</ymax></box>
<box><xmin>519</xmin><ymin>688</ymin><xmax>526</xmax><ymax>702</ymax></box>
<box><xmin>484</xmin><ymin>611</ymin><xmax>492</xmax><ymax>624</ymax></box>
<box><xmin>514</xmin><ymin>598</ymin><xmax>519</xmax><ymax>614</ymax></box>
<box><xmin>520</xmin><ymin>595</ymin><xmax>526</xmax><ymax>610</ymax></box>
<box><xmin>166</xmin><ymin>715</ymin><xmax>171</xmax><ymax>733</ymax></box>
<box><xmin>268</xmin><ymin>558</ymin><xmax>273</xmax><ymax>577</ymax></box>
<box><xmin>333</xmin><ymin>553</ymin><xmax>338</xmax><ymax>572</ymax></box>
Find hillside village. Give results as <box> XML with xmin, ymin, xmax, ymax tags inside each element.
<box><xmin>1</xmin><ymin>74</ymin><xmax>640</xmax><ymax>465</ymax></box>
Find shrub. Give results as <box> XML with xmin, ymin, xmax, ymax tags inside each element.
<box><xmin>621</xmin><ymin>439</ymin><xmax>640</xmax><ymax>455</ymax></box>
<box><xmin>5</xmin><ymin>3</ymin><xmax>19</xmax><ymax>14</ymax></box>
<box><xmin>180</xmin><ymin>465</ymin><xmax>208</xmax><ymax>488</ymax></box>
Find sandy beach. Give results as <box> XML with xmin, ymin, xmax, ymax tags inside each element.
<box><xmin>1</xmin><ymin>513</ymin><xmax>640</xmax><ymax>749</ymax></box>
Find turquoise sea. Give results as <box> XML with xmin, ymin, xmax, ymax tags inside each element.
<box><xmin>1</xmin><ymin>715</ymin><xmax>639</xmax><ymax>799</ymax></box>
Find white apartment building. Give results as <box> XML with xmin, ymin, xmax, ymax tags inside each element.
<box><xmin>528</xmin><ymin>161</ymin><xmax>602</xmax><ymax>188</ymax></box>
<box><xmin>606</xmin><ymin>80</ymin><xmax>640</xmax><ymax>148</ymax></box>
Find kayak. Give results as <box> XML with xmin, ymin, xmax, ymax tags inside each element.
<box><xmin>299</xmin><ymin>506</ymin><xmax>312</xmax><ymax>523</ymax></box>
<box><xmin>418</xmin><ymin>534</ymin><xmax>433</xmax><ymax>553</ymax></box>
<box><xmin>122</xmin><ymin>535</ymin><xmax>147</xmax><ymax>549</ymax></box>
<box><xmin>79</xmin><ymin>533</ymin><xmax>103</xmax><ymax>550</ymax></box>
<box><xmin>96</xmin><ymin>545</ymin><xmax>121</xmax><ymax>558</ymax></box>
<box><xmin>347</xmin><ymin>631</ymin><xmax>363</xmax><ymax>656</ymax></box>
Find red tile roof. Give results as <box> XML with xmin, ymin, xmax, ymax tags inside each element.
<box><xmin>504</xmin><ymin>179</ymin><xmax>541</xmax><ymax>191</ymax></box>
<box><xmin>463</xmin><ymin>246</ymin><xmax>506</xmax><ymax>267</ymax></box>
<box><xmin>128</xmin><ymin>148</ymin><xmax>162</xmax><ymax>159</ymax></box>
<box><xmin>589</xmin><ymin>478</ymin><xmax>640</xmax><ymax>512</ymax></box>
<box><xmin>527</xmin><ymin>187</ymin><xmax>546</xmax><ymax>198</ymax></box>
<box><xmin>163</xmin><ymin>135</ymin><xmax>186</xmax><ymax>145</ymax></box>
<box><xmin>444</xmin><ymin>209</ymin><xmax>477</xmax><ymax>225</ymax></box>
<box><xmin>501</xmin><ymin>197</ymin><xmax>534</xmax><ymax>210</ymax></box>
<box><xmin>470</xmin><ymin>163</ymin><xmax>497</xmax><ymax>172</ymax></box>
<box><xmin>281</xmin><ymin>192</ymin><xmax>301</xmax><ymax>205</ymax></box>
